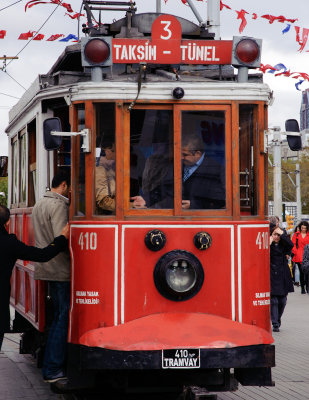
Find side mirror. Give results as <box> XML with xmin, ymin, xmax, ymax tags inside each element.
<box><xmin>285</xmin><ymin>119</ymin><xmax>302</xmax><ymax>151</ymax></box>
<box><xmin>43</xmin><ymin>118</ymin><xmax>62</xmax><ymax>150</ymax></box>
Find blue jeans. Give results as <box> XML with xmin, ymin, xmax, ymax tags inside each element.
<box><xmin>42</xmin><ymin>281</ymin><xmax>70</xmax><ymax>378</ymax></box>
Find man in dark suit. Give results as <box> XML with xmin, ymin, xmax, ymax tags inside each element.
<box><xmin>182</xmin><ymin>134</ymin><xmax>225</xmax><ymax>210</ymax></box>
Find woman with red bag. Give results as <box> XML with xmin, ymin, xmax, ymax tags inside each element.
<box><xmin>292</xmin><ymin>221</ymin><xmax>309</xmax><ymax>294</ymax></box>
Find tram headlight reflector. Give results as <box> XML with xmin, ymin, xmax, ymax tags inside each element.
<box><xmin>231</xmin><ymin>36</ymin><xmax>262</xmax><ymax>68</ymax></box>
<box><xmin>154</xmin><ymin>250</ymin><xmax>204</xmax><ymax>301</ymax></box>
<box><xmin>166</xmin><ymin>260</ymin><xmax>197</xmax><ymax>293</ymax></box>
<box><xmin>81</xmin><ymin>37</ymin><xmax>112</xmax><ymax>67</ymax></box>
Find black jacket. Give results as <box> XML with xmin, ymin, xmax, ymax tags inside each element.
<box><xmin>183</xmin><ymin>156</ymin><xmax>225</xmax><ymax>209</ymax></box>
<box><xmin>0</xmin><ymin>225</ymin><xmax>67</xmax><ymax>332</ymax></box>
<box><xmin>270</xmin><ymin>232</ymin><xmax>294</xmax><ymax>296</ymax></box>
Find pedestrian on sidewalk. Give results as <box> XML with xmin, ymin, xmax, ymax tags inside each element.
<box><xmin>292</xmin><ymin>221</ymin><xmax>309</xmax><ymax>294</ymax></box>
<box><xmin>0</xmin><ymin>205</ymin><xmax>69</xmax><ymax>351</ymax></box>
<box><xmin>270</xmin><ymin>225</ymin><xmax>294</xmax><ymax>332</ymax></box>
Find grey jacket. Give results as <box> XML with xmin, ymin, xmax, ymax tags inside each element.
<box><xmin>32</xmin><ymin>191</ymin><xmax>70</xmax><ymax>281</ymax></box>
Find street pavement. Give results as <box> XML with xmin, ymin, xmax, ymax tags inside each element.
<box><xmin>0</xmin><ymin>288</ymin><xmax>308</xmax><ymax>400</ymax></box>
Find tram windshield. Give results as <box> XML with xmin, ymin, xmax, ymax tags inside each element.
<box><xmin>129</xmin><ymin>108</ymin><xmax>226</xmax><ymax>211</ymax></box>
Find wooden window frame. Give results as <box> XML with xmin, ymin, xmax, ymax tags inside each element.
<box><xmin>70</xmin><ymin>100</ymin><xmax>267</xmax><ymax>221</ymax></box>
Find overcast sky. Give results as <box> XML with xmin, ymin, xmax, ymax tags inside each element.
<box><xmin>1</xmin><ymin>0</ymin><xmax>309</xmax><ymax>155</ymax></box>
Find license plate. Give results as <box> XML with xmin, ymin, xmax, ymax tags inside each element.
<box><xmin>162</xmin><ymin>348</ymin><xmax>200</xmax><ymax>369</ymax></box>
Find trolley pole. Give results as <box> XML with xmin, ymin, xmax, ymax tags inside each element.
<box><xmin>272</xmin><ymin>131</ymin><xmax>282</xmax><ymax>220</ymax></box>
<box><xmin>296</xmin><ymin>163</ymin><xmax>302</xmax><ymax>223</ymax></box>
<box><xmin>156</xmin><ymin>0</ymin><xmax>161</xmax><ymax>13</ymax></box>
<box><xmin>207</xmin><ymin>0</ymin><xmax>220</xmax><ymax>39</ymax></box>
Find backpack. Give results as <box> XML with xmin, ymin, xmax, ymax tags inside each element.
<box><xmin>302</xmin><ymin>244</ymin><xmax>309</xmax><ymax>274</ymax></box>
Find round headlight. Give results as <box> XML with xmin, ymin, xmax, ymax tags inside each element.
<box><xmin>84</xmin><ymin>38</ymin><xmax>110</xmax><ymax>64</ymax></box>
<box><xmin>166</xmin><ymin>260</ymin><xmax>196</xmax><ymax>292</ymax></box>
<box><xmin>235</xmin><ymin>39</ymin><xmax>259</xmax><ymax>64</ymax></box>
<box><xmin>154</xmin><ymin>250</ymin><xmax>204</xmax><ymax>301</ymax></box>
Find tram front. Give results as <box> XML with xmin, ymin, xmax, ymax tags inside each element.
<box><xmin>61</xmin><ymin>13</ymin><xmax>274</xmax><ymax>394</ymax></box>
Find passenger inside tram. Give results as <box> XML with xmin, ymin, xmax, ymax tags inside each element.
<box><xmin>95</xmin><ymin>140</ymin><xmax>116</xmax><ymax>214</ymax></box>
<box><xmin>181</xmin><ymin>133</ymin><xmax>225</xmax><ymax>210</ymax></box>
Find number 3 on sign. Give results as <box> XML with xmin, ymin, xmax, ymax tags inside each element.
<box><xmin>78</xmin><ymin>232</ymin><xmax>97</xmax><ymax>250</ymax></box>
<box><xmin>256</xmin><ymin>232</ymin><xmax>268</xmax><ymax>250</ymax></box>
<box><xmin>160</xmin><ymin>21</ymin><xmax>172</xmax><ymax>40</ymax></box>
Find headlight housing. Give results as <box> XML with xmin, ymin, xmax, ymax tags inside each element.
<box><xmin>153</xmin><ymin>250</ymin><xmax>204</xmax><ymax>301</ymax></box>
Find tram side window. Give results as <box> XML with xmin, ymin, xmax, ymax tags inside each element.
<box><xmin>181</xmin><ymin>111</ymin><xmax>226</xmax><ymax>210</ymax></box>
<box><xmin>27</xmin><ymin>119</ymin><xmax>37</xmax><ymax>206</ymax></box>
<box><xmin>95</xmin><ymin>103</ymin><xmax>116</xmax><ymax>215</ymax></box>
<box><xmin>11</xmin><ymin>137</ymin><xmax>18</xmax><ymax>206</ymax></box>
<box><xmin>19</xmin><ymin>131</ymin><xmax>27</xmax><ymax>206</ymax></box>
<box><xmin>130</xmin><ymin>109</ymin><xmax>174</xmax><ymax>209</ymax></box>
<box><xmin>75</xmin><ymin>104</ymin><xmax>86</xmax><ymax>216</ymax></box>
<box><xmin>239</xmin><ymin>105</ymin><xmax>258</xmax><ymax>215</ymax></box>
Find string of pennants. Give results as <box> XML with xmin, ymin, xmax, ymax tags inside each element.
<box><xmin>0</xmin><ymin>30</ymin><xmax>78</xmax><ymax>42</ymax></box>
<box><xmin>167</xmin><ymin>0</ymin><xmax>309</xmax><ymax>53</ymax></box>
<box><xmin>0</xmin><ymin>0</ymin><xmax>86</xmax><ymax>41</ymax></box>
<box><xmin>0</xmin><ymin>0</ymin><xmax>308</xmax><ymax>90</ymax></box>
<box><xmin>0</xmin><ymin>0</ymin><xmax>308</xmax><ymax>51</ymax></box>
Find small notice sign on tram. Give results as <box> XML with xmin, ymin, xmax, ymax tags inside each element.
<box><xmin>162</xmin><ymin>349</ymin><xmax>200</xmax><ymax>369</ymax></box>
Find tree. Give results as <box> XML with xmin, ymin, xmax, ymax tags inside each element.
<box><xmin>268</xmin><ymin>153</ymin><xmax>309</xmax><ymax>214</ymax></box>
<box><xmin>0</xmin><ymin>177</ymin><xmax>8</xmax><ymax>206</ymax></box>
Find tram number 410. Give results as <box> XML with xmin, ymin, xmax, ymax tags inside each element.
<box><xmin>78</xmin><ymin>232</ymin><xmax>97</xmax><ymax>250</ymax></box>
<box><xmin>256</xmin><ymin>232</ymin><xmax>269</xmax><ymax>250</ymax></box>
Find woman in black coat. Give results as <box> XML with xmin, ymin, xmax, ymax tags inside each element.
<box><xmin>0</xmin><ymin>205</ymin><xmax>69</xmax><ymax>351</ymax></box>
<box><xmin>270</xmin><ymin>225</ymin><xmax>294</xmax><ymax>332</ymax></box>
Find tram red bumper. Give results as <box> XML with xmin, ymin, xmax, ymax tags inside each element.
<box><xmin>79</xmin><ymin>312</ymin><xmax>273</xmax><ymax>350</ymax></box>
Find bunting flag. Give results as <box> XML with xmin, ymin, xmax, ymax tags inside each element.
<box><xmin>267</xmin><ymin>63</ymin><xmax>287</xmax><ymax>74</ymax></box>
<box><xmin>295</xmin><ymin>26</ymin><xmax>309</xmax><ymax>52</ymax></box>
<box><xmin>261</xmin><ymin>15</ymin><xmax>298</xmax><ymax>24</ymax></box>
<box><xmin>295</xmin><ymin>80</ymin><xmax>304</xmax><ymax>90</ymax></box>
<box><xmin>18</xmin><ymin>31</ymin><xmax>35</xmax><ymax>40</ymax></box>
<box><xmin>25</xmin><ymin>0</ymin><xmax>74</xmax><ymax>14</ymax></box>
<box><xmin>46</xmin><ymin>34</ymin><xmax>65</xmax><ymax>41</ymax></box>
<box><xmin>33</xmin><ymin>33</ymin><xmax>45</xmax><ymax>40</ymax></box>
<box><xmin>65</xmin><ymin>12</ymin><xmax>85</xmax><ymax>19</ymax></box>
<box><xmin>0</xmin><ymin>30</ymin><xmax>6</xmax><ymax>39</ymax></box>
<box><xmin>220</xmin><ymin>1</ymin><xmax>231</xmax><ymax>11</ymax></box>
<box><xmin>235</xmin><ymin>9</ymin><xmax>249</xmax><ymax>34</ymax></box>
<box><xmin>59</xmin><ymin>34</ymin><xmax>78</xmax><ymax>42</ymax></box>
<box><xmin>282</xmin><ymin>24</ymin><xmax>291</xmax><ymax>34</ymax></box>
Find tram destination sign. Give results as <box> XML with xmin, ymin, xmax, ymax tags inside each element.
<box><xmin>112</xmin><ymin>15</ymin><xmax>232</xmax><ymax>65</ymax></box>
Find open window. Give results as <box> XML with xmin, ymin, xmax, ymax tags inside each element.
<box><xmin>129</xmin><ymin>108</ymin><xmax>174</xmax><ymax>210</ymax></box>
<box><xmin>239</xmin><ymin>104</ymin><xmax>258</xmax><ymax>216</ymax></box>
<box><xmin>94</xmin><ymin>103</ymin><xmax>116</xmax><ymax>215</ymax></box>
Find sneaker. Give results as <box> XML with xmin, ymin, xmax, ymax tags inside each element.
<box><xmin>273</xmin><ymin>326</ymin><xmax>280</xmax><ymax>332</ymax></box>
<box><xmin>43</xmin><ymin>372</ymin><xmax>66</xmax><ymax>383</ymax></box>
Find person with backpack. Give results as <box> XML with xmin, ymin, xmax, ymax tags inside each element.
<box><xmin>292</xmin><ymin>221</ymin><xmax>309</xmax><ymax>294</ymax></box>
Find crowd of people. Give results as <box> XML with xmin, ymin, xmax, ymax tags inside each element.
<box><xmin>269</xmin><ymin>215</ymin><xmax>309</xmax><ymax>333</ymax></box>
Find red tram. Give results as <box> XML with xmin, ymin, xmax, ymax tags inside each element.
<box><xmin>6</xmin><ymin>1</ymin><xmax>276</xmax><ymax>396</ymax></box>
